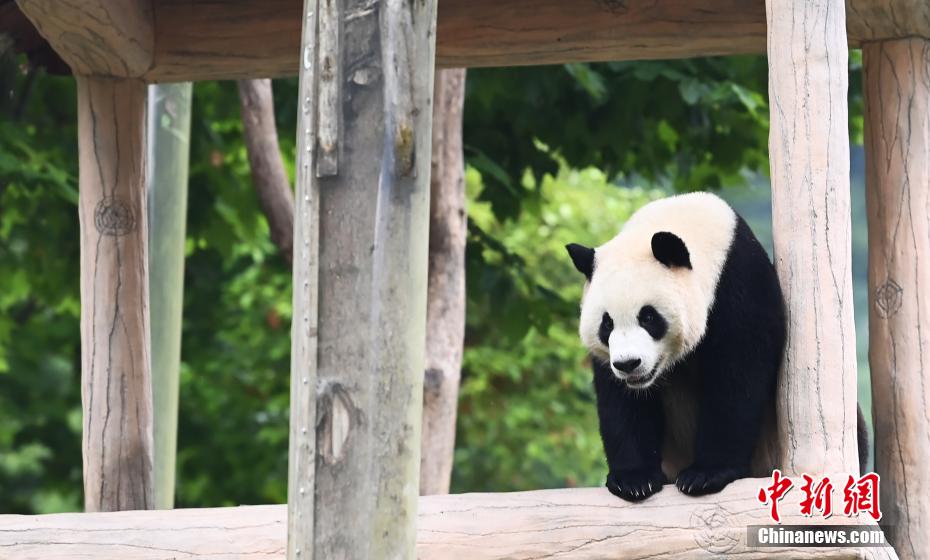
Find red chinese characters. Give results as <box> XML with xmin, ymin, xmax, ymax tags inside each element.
<box><xmin>799</xmin><ymin>473</ymin><xmax>834</xmax><ymax>518</ymax></box>
<box><xmin>757</xmin><ymin>469</ymin><xmax>794</xmax><ymax>523</ymax></box>
<box><xmin>757</xmin><ymin>471</ymin><xmax>882</xmax><ymax>523</ymax></box>
<box><xmin>843</xmin><ymin>472</ymin><xmax>882</xmax><ymax>521</ymax></box>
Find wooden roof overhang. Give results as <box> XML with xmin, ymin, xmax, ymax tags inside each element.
<box><xmin>3</xmin><ymin>0</ymin><xmax>930</xmax><ymax>81</ymax></box>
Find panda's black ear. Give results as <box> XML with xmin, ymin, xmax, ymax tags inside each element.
<box><xmin>565</xmin><ymin>243</ymin><xmax>595</xmax><ymax>280</ymax></box>
<box><xmin>651</xmin><ymin>232</ymin><xmax>691</xmax><ymax>269</ymax></box>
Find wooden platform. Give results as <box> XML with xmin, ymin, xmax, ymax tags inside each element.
<box><xmin>0</xmin><ymin>481</ymin><xmax>896</xmax><ymax>559</ymax></box>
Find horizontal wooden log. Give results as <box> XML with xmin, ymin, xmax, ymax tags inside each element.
<box><xmin>16</xmin><ymin>0</ymin><xmax>153</xmax><ymax>77</ymax></box>
<box><xmin>138</xmin><ymin>0</ymin><xmax>929</xmax><ymax>82</ymax></box>
<box><xmin>847</xmin><ymin>0</ymin><xmax>930</xmax><ymax>43</ymax></box>
<box><xmin>0</xmin><ymin>481</ymin><xmax>897</xmax><ymax>559</ymax></box>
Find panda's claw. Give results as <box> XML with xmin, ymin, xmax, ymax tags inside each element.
<box><xmin>676</xmin><ymin>465</ymin><xmax>745</xmax><ymax>496</ymax></box>
<box><xmin>606</xmin><ymin>468</ymin><xmax>666</xmax><ymax>502</ymax></box>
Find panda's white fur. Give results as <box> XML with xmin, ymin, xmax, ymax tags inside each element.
<box><xmin>579</xmin><ymin>192</ymin><xmax>737</xmax><ymax>383</ymax></box>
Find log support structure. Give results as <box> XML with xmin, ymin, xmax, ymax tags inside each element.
<box><xmin>287</xmin><ymin>0</ymin><xmax>438</xmax><ymax>557</ymax></box>
<box><xmin>12</xmin><ymin>0</ymin><xmax>930</xmax><ymax>81</ymax></box>
<box><xmin>864</xmin><ymin>37</ymin><xmax>930</xmax><ymax>560</ymax></box>
<box><xmin>767</xmin><ymin>0</ymin><xmax>859</xmax><ymax>476</ymax></box>
<box><xmin>76</xmin><ymin>76</ymin><xmax>153</xmax><ymax>512</ymax></box>
<box><xmin>3</xmin><ymin>0</ymin><xmax>927</xmax><ymax>557</ymax></box>
<box><xmin>0</xmin><ymin>482</ymin><xmax>899</xmax><ymax>559</ymax></box>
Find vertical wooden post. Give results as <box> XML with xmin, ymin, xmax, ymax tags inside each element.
<box><xmin>864</xmin><ymin>38</ymin><xmax>930</xmax><ymax>560</ymax></box>
<box><xmin>147</xmin><ymin>82</ymin><xmax>193</xmax><ymax>510</ymax></box>
<box><xmin>287</xmin><ymin>0</ymin><xmax>320</xmax><ymax>554</ymax></box>
<box><xmin>765</xmin><ymin>0</ymin><xmax>859</xmax><ymax>475</ymax></box>
<box><xmin>287</xmin><ymin>0</ymin><xmax>438</xmax><ymax>557</ymax></box>
<box><xmin>421</xmin><ymin>68</ymin><xmax>467</xmax><ymax>496</ymax></box>
<box><xmin>77</xmin><ymin>76</ymin><xmax>154</xmax><ymax>512</ymax></box>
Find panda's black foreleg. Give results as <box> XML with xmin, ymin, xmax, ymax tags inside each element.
<box><xmin>676</xmin><ymin>356</ymin><xmax>775</xmax><ymax>496</ymax></box>
<box><xmin>593</xmin><ymin>359</ymin><xmax>667</xmax><ymax>501</ymax></box>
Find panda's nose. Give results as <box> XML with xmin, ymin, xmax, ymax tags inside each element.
<box><xmin>613</xmin><ymin>358</ymin><xmax>641</xmax><ymax>373</ymax></box>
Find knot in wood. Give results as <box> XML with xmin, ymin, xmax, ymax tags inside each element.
<box><xmin>875</xmin><ymin>279</ymin><xmax>903</xmax><ymax>318</ymax></box>
<box><xmin>596</xmin><ymin>0</ymin><xmax>629</xmax><ymax>14</ymax></box>
<box><xmin>94</xmin><ymin>197</ymin><xmax>136</xmax><ymax>236</ymax></box>
<box><xmin>319</xmin><ymin>383</ymin><xmax>359</xmax><ymax>465</ymax></box>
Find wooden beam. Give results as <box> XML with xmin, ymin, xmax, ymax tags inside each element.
<box><xmin>138</xmin><ymin>0</ymin><xmax>930</xmax><ymax>82</ymax></box>
<box><xmin>0</xmin><ymin>483</ymin><xmax>897</xmax><ymax>559</ymax></box>
<box><xmin>863</xmin><ymin>38</ymin><xmax>930</xmax><ymax>560</ymax></box>
<box><xmin>16</xmin><ymin>0</ymin><xmax>153</xmax><ymax>77</ymax></box>
<box><xmin>766</xmin><ymin>0</ymin><xmax>859</xmax><ymax>475</ymax></box>
<box><xmin>848</xmin><ymin>0</ymin><xmax>930</xmax><ymax>43</ymax></box>
<box><xmin>287</xmin><ymin>0</ymin><xmax>438</xmax><ymax>556</ymax></box>
<box><xmin>76</xmin><ymin>76</ymin><xmax>154</xmax><ymax>512</ymax></box>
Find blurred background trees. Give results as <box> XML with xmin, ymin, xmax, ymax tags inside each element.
<box><xmin>0</xmin><ymin>52</ymin><xmax>870</xmax><ymax>513</ymax></box>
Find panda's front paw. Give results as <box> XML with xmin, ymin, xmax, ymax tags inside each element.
<box><xmin>675</xmin><ymin>465</ymin><xmax>746</xmax><ymax>496</ymax></box>
<box><xmin>606</xmin><ymin>468</ymin><xmax>666</xmax><ymax>502</ymax></box>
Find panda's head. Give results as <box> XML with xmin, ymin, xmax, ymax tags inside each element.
<box><xmin>566</xmin><ymin>231</ymin><xmax>698</xmax><ymax>390</ymax></box>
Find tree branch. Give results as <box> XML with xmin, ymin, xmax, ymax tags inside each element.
<box><xmin>237</xmin><ymin>79</ymin><xmax>295</xmax><ymax>265</ymax></box>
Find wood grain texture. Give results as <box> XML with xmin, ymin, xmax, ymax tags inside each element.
<box><xmin>0</xmin><ymin>504</ymin><xmax>287</xmax><ymax>559</ymax></box>
<box><xmin>136</xmin><ymin>0</ymin><xmax>930</xmax><ymax>82</ymax></box>
<box><xmin>420</xmin><ymin>68</ymin><xmax>467</xmax><ymax>497</ymax></box>
<box><xmin>16</xmin><ymin>0</ymin><xmax>153</xmax><ymax>77</ymax></box>
<box><xmin>286</xmin><ymin>1</ymin><xmax>319</xmax><ymax>557</ymax></box>
<box><xmin>237</xmin><ymin>79</ymin><xmax>295</xmax><ymax>265</ymax></box>
<box><xmin>848</xmin><ymin>0</ymin><xmax>930</xmax><ymax>43</ymax></box>
<box><xmin>77</xmin><ymin>76</ymin><xmax>153</xmax><ymax>512</ymax></box>
<box><xmin>287</xmin><ymin>0</ymin><xmax>437</xmax><ymax>556</ymax></box>
<box><xmin>863</xmin><ymin>38</ymin><xmax>930</xmax><ymax>560</ymax></box>
<box><xmin>0</xmin><ymin>483</ymin><xmax>897</xmax><ymax>559</ymax></box>
<box><xmin>766</xmin><ymin>0</ymin><xmax>859</xmax><ymax>476</ymax></box>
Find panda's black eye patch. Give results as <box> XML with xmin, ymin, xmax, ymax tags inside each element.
<box><xmin>598</xmin><ymin>312</ymin><xmax>614</xmax><ymax>346</ymax></box>
<box><xmin>638</xmin><ymin>305</ymin><xmax>668</xmax><ymax>340</ymax></box>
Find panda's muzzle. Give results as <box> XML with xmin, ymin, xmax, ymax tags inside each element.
<box><xmin>621</xmin><ymin>364</ymin><xmax>660</xmax><ymax>389</ymax></box>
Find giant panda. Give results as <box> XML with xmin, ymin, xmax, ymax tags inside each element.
<box><xmin>565</xmin><ymin>191</ymin><xmax>867</xmax><ymax>502</ymax></box>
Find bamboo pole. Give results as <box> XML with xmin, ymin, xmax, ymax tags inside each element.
<box><xmin>765</xmin><ymin>0</ymin><xmax>859</xmax><ymax>476</ymax></box>
<box><xmin>146</xmin><ymin>81</ymin><xmax>192</xmax><ymax>510</ymax></box>
<box><xmin>76</xmin><ymin>76</ymin><xmax>153</xmax><ymax>512</ymax></box>
<box><xmin>287</xmin><ymin>0</ymin><xmax>438</xmax><ymax>557</ymax></box>
<box><xmin>863</xmin><ymin>37</ymin><xmax>930</xmax><ymax>560</ymax></box>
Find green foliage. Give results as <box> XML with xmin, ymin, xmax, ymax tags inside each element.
<box><xmin>465</xmin><ymin>57</ymin><xmax>771</xmax><ymax>221</ymax></box>
<box><xmin>453</xmin><ymin>167</ymin><xmax>659</xmax><ymax>491</ymax></box>
<box><xmin>0</xmin><ymin>51</ymin><xmax>869</xmax><ymax>513</ymax></box>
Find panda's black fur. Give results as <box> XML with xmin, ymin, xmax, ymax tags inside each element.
<box><xmin>591</xmin><ymin>215</ymin><xmax>785</xmax><ymax>500</ymax></box>
<box><xmin>568</xmin><ymin>198</ymin><xmax>868</xmax><ymax>502</ymax></box>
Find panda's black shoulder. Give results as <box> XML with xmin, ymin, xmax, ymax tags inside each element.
<box><xmin>701</xmin><ymin>214</ymin><xmax>786</xmax><ymax>354</ymax></box>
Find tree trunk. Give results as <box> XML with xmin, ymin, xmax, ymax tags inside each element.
<box><xmin>420</xmin><ymin>68</ymin><xmax>467</xmax><ymax>497</ymax></box>
<box><xmin>864</xmin><ymin>37</ymin><xmax>930</xmax><ymax>560</ymax></box>
<box><xmin>238</xmin><ymin>78</ymin><xmax>294</xmax><ymax>265</ymax></box>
